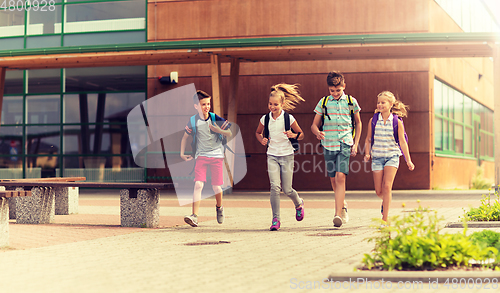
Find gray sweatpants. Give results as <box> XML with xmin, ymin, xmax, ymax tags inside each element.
<box><xmin>267</xmin><ymin>154</ymin><xmax>302</xmax><ymax>221</ymax></box>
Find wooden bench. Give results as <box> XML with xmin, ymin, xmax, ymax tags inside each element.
<box><xmin>0</xmin><ymin>188</ymin><xmax>32</xmax><ymax>247</ymax></box>
<box><xmin>0</xmin><ymin>178</ymin><xmax>174</xmax><ymax>228</ymax></box>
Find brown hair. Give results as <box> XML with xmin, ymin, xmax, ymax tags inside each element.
<box><xmin>326</xmin><ymin>71</ymin><xmax>345</xmax><ymax>87</ymax></box>
<box><xmin>376</xmin><ymin>91</ymin><xmax>409</xmax><ymax>117</ymax></box>
<box><xmin>269</xmin><ymin>83</ymin><xmax>305</xmax><ymax>111</ymax></box>
<box><xmin>193</xmin><ymin>90</ymin><xmax>211</xmax><ymax>104</ymax></box>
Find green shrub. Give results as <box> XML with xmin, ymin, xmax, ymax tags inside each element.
<box><xmin>470</xmin><ymin>230</ymin><xmax>500</xmax><ymax>252</ymax></box>
<box><xmin>362</xmin><ymin>206</ymin><xmax>499</xmax><ymax>271</ymax></box>
<box><xmin>462</xmin><ymin>190</ymin><xmax>500</xmax><ymax>221</ymax></box>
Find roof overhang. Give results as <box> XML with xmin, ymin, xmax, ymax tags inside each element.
<box><xmin>0</xmin><ymin>33</ymin><xmax>498</xmax><ymax>70</ymax></box>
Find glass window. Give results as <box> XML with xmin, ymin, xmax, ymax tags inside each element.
<box><xmin>435</xmin><ymin>117</ymin><xmax>443</xmax><ymax>151</ymax></box>
<box><xmin>27</xmin><ymin>6</ymin><xmax>62</xmax><ymax>35</ymax></box>
<box><xmin>454</xmin><ymin>123</ymin><xmax>463</xmax><ymax>153</ymax></box>
<box><xmin>63</xmin><ymin>92</ymin><xmax>144</xmax><ymax>124</ymax></box>
<box><xmin>64</xmin><ymin>66</ymin><xmax>146</xmax><ymax>93</ymax></box>
<box><xmin>464</xmin><ymin>126</ymin><xmax>472</xmax><ymax>155</ymax></box>
<box><xmin>1</xmin><ymin>96</ymin><xmax>23</xmax><ymax>125</ymax></box>
<box><xmin>464</xmin><ymin>96</ymin><xmax>472</xmax><ymax>125</ymax></box>
<box><xmin>0</xmin><ymin>37</ymin><xmax>24</xmax><ymax>50</ymax></box>
<box><xmin>64</xmin><ymin>0</ymin><xmax>145</xmax><ymax>33</ymax></box>
<box><xmin>454</xmin><ymin>91</ymin><xmax>463</xmax><ymax>122</ymax></box>
<box><xmin>27</xmin><ymin>69</ymin><xmax>61</xmax><ymax>94</ymax></box>
<box><xmin>26</xmin><ymin>35</ymin><xmax>61</xmax><ymax>49</ymax></box>
<box><xmin>63</xmin><ymin>31</ymin><xmax>146</xmax><ymax>47</ymax></box>
<box><xmin>0</xmin><ymin>10</ymin><xmax>25</xmax><ymax>37</ymax></box>
<box><xmin>4</xmin><ymin>70</ymin><xmax>24</xmax><ymax>95</ymax></box>
<box><xmin>26</xmin><ymin>95</ymin><xmax>60</xmax><ymax>124</ymax></box>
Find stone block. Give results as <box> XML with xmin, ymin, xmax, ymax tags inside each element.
<box><xmin>120</xmin><ymin>189</ymin><xmax>159</xmax><ymax>228</ymax></box>
<box><xmin>5</xmin><ymin>186</ymin><xmax>23</xmax><ymax>220</ymax></box>
<box><xmin>0</xmin><ymin>186</ymin><xmax>8</xmax><ymax>247</ymax></box>
<box><xmin>55</xmin><ymin>187</ymin><xmax>79</xmax><ymax>215</ymax></box>
<box><xmin>16</xmin><ymin>187</ymin><xmax>55</xmax><ymax>224</ymax></box>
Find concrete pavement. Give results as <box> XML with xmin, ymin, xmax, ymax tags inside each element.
<box><xmin>0</xmin><ymin>189</ymin><xmax>498</xmax><ymax>293</ymax></box>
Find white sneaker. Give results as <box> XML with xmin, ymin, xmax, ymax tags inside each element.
<box><xmin>184</xmin><ymin>214</ymin><xmax>198</xmax><ymax>227</ymax></box>
<box><xmin>341</xmin><ymin>207</ymin><xmax>349</xmax><ymax>224</ymax></box>
<box><xmin>333</xmin><ymin>215</ymin><xmax>343</xmax><ymax>227</ymax></box>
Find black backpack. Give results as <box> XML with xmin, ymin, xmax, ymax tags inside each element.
<box><xmin>319</xmin><ymin>95</ymin><xmax>356</xmax><ymax>138</ymax></box>
<box><xmin>263</xmin><ymin>112</ymin><xmax>300</xmax><ymax>153</ymax></box>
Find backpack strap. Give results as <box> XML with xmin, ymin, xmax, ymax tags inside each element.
<box><xmin>347</xmin><ymin>95</ymin><xmax>355</xmax><ymax>138</ymax></box>
<box><xmin>264</xmin><ymin>113</ymin><xmax>270</xmax><ymax>140</ymax></box>
<box><xmin>284</xmin><ymin>111</ymin><xmax>290</xmax><ymax>131</ymax></box>
<box><xmin>319</xmin><ymin>96</ymin><xmax>330</xmax><ymax>131</ymax></box>
<box><xmin>370</xmin><ymin>112</ymin><xmax>379</xmax><ymax>149</ymax></box>
<box><xmin>392</xmin><ymin>113</ymin><xmax>399</xmax><ymax>145</ymax></box>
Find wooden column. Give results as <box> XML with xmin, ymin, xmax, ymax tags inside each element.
<box><xmin>494</xmin><ymin>44</ymin><xmax>500</xmax><ymax>189</ymax></box>
<box><xmin>227</xmin><ymin>58</ymin><xmax>240</xmax><ymax>124</ymax></box>
<box><xmin>0</xmin><ymin>68</ymin><xmax>6</xmax><ymax>128</ymax></box>
<box><xmin>210</xmin><ymin>54</ymin><xmax>223</xmax><ymax>117</ymax></box>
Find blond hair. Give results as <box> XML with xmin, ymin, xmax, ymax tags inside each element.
<box><xmin>376</xmin><ymin>91</ymin><xmax>409</xmax><ymax>118</ymax></box>
<box><xmin>269</xmin><ymin>83</ymin><xmax>305</xmax><ymax>111</ymax></box>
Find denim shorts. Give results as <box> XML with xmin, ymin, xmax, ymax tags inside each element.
<box><xmin>371</xmin><ymin>155</ymin><xmax>400</xmax><ymax>171</ymax></box>
<box><xmin>323</xmin><ymin>143</ymin><xmax>351</xmax><ymax>177</ymax></box>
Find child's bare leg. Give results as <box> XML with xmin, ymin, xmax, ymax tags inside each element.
<box><xmin>212</xmin><ymin>185</ymin><xmax>223</xmax><ymax>207</ymax></box>
<box><xmin>381</xmin><ymin>167</ymin><xmax>397</xmax><ymax>222</ymax></box>
<box><xmin>330</xmin><ymin>176</ymin><xmax>348</xmax><ymax>211</ymax></box>
<box><xmin>373</xmin><ymin>171</ymin><xmax>384</xmax><ymax>200</ymax></box>
<box><xmin>333</xmin><ymin>172</ymin><xmax>346</xmax><ymax>217</ymax></box>
<box><xmin>192</xmin><ymin>181</ymin><xmax>204</xmax><ymax>215</ymax></box>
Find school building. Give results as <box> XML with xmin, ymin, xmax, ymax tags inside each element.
<box><xmin>0</xmin><ymin>0</ymin><xmax>499</xmax><ymax>190</ymax></box>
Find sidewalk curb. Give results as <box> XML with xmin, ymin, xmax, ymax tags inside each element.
<box><xmin>446</xmin><ymin>222</ymin><xmax>500</xmax><ymax>228</ymax></box>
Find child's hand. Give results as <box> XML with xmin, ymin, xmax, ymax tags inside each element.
<box><xmin>350</xmin><ymin>144</ymin><xmax>358</xmax><ymax>157</ymax></box>
<box><xmin>363</xmin><ymin>154</ymin><xmax>370</xmax><ymax>162</ymax></box>
<box><xmin>260</xmin><ymin>138</ymin><xmax>269</xmax><ymax>146</ymax></box>
<box><xmin>407</xmin><ymin>160</ymin><xmax>415</xmax><ymax>171</ymax></box>
<box><xmin>315</xmin><ymin>131</ymin><xmax>325</xmax><ymax>140</ymax></box>
<box><xmin>181</xmin><ymin>154</ymin><xmax>193</xmax><ymax>161</ymax></box>
<box><xmin>208</xmin><ymin>123</ymin><xmax>221</xmax><ymax>133</ymax></box>
<box><xmin>284</xmin><ymin>130</ymin><xmax>296</xmax><ymax>138</ymax></box>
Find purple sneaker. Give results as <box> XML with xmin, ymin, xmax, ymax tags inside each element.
<box><xmin>295</xmin><ymin>199</ymin><xmax>304</xmax><ymax>221</ymax></box>
<box><xmin>270</xmin><ymin>218</ymin><xmax>280</xmax><ymax>231</ymax></box>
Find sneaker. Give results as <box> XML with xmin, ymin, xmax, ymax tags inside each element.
<box><xmin>216</xmin><ymin>206</ymin><xmax>224</xmax><ymax>224</ymax></box>
<box><xmin>270</xmin><ymin>218</ymin><xmax>280</xmax><ymax>231</ymax></box>
<box><xmin>341</xmin><ymin>207</ymin><xmax>349</xmax><ymax>224</ymax></box>
<box><xmin>333</xmin><ymin>215</ymin><xmax>343</xmax><ymax>227</ymax></box>
<box><xmin>184</xmin><ymin>214</ymin><xmax>198</xmax><ymax>227</ymax></box>
<box><xmin>295</xmin><ymin>199</ymin><xmax>304</xmax><ymax>221</ymax></box>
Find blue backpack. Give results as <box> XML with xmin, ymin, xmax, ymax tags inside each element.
<box><xmin>370</xmin><ymin>112</ymin><xmax>409</xmax><ymax>161</ymax></box>
<box><xmin>189</xmin><ymin>112</ymin><xmax>231</xmax><ymax>157</ymax></box>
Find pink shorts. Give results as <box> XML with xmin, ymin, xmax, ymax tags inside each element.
<box><xmin>194</xmin><ymin>156</ymin><xmax>224</xmax><ymax>186</ymax></box>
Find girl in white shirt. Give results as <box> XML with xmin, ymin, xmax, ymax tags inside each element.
<box><xmin>255</xmin><ymin>83</ymin><xmax>305</xmax><ymax>231</ymax></box>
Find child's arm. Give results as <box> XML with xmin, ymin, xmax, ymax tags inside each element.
<box><xmin>255</xmin><ymin>122</ymin><xmax>268</xmax><ymax>146</ymax></box>
<box><xmin>287</xmin><ymin>121</ymin><xmax>304</xmax><ymax>140</ymax></box>
<box><xmin>180</xmin><ymin>132</ymin><xmax>193</xmax><ymax>161</ymax></box>
<box><xmin>311</xmin><ymin>114</ymin><xmax>325</xmax><ymax>140</ymax></box>
<box><xmin>209</xmin><ymin>123</ymin><xmax>232</xmax><ymax>137</ymax></box>
<box><xmin>363</xmin><ymin>118</ymin><xmax>373</xmax><ymax>162</ymax></box>
<box><xmin>351</xmin><ymin>112</ymin><xmax>362</xmax><ymax>156</ymax></box>
<box><xmin>398</xmin><ymin>119</ymin><xmax>414</xmax><ymax>171</ymax></box>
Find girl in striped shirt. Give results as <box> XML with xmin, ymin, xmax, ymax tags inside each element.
<box><xmin>363</xmin><ymin>91</ymin><xmax>415</xmax><ymax>225</ymax></box>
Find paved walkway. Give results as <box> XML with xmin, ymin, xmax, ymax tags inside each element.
<box><xmin>0</xmin><ymin>189</ymin><xmax>498</xmax><ymax>293</ymax></box>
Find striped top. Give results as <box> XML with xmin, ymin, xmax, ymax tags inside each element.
<box><xmin>313</xmin><ymin>93</ymin><xmax>361</xmax><ymax>151</ymax></box>
<box><xmin>371</xmin><ymin>114</ymin><xmax>402</xmax><ymax>158</ymax></box>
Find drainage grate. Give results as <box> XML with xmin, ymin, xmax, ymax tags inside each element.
<box><xmin>307</xmin><ymin>233</ymin><xmax>352</xmax><ymax>237</ymax></box>
<box><xmin>184</xmin><ymin>241</ymin><xmax>231</xmax><ymax>246</ymax></box>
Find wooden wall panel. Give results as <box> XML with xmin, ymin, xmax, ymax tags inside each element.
<box><xmin>148</xmin><ymin>0</ymin><xmax>429</xmax><ymax>41</ymax></box>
